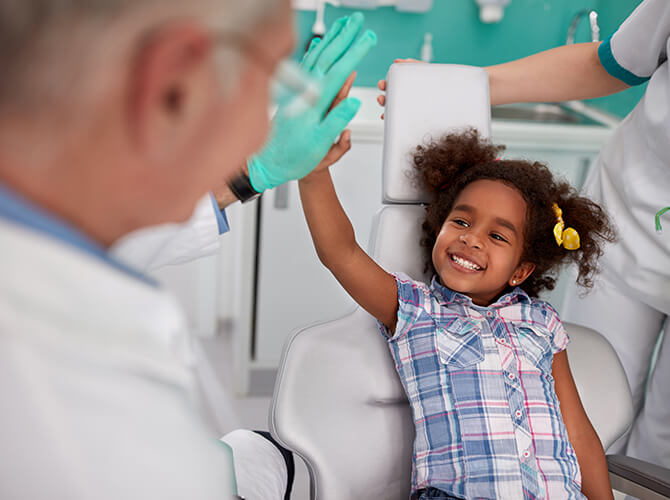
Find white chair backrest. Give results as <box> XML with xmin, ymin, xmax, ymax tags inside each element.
<box><xmin>382</xmin><ymin>63</ymin><xmax>491</xmax><ymax>204</ymax></box>
<box><xmin>270</xmin><ymin>64</ymin><xmax>633</xmax><ymax>499</ymax></box>
<box><xmin>563</xmin><ymin>323</ymin><xmax>633</xmax><ymax>449</ymax></box>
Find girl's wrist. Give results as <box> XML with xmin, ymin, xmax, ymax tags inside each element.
<box><xmin>300</xmin><ymin>168</ymin><xmax>331</xmax><ymax>185</ymax></box>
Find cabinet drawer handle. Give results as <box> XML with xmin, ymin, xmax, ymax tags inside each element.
<box><xmin>274</xmin><ymin>183</ymin><xmax>290</xmax><ymax>210</ymax></box>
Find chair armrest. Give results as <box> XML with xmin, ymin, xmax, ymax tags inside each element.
<box><xmin>607</xmin><ymin>454</ymin><xmax>670</xmax><ymax>499</ymax></box>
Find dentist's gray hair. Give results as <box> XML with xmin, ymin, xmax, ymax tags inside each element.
<box><xmin>0</xmin><ymin>0</ymin><xmax>283</xmax><ymax>115</ymax></box>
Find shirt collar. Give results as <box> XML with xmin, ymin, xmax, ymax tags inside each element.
<box><xmin>0</xmin><ymin>181</ymin><xmax>156</xmax><ymax>286</ymax></box>
<box><xmin>429</xmin><ymin>274</ymin><xmax>531</xmax><ymax>309</ymax></box>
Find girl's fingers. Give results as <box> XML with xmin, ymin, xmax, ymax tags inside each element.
<box><xmin>333</xmin><ymin>129</ymin><xmax>352</xmax><ymax>156</ymax></box>
<box><xmin>328</xmin><ymin>71</ymin><xmax>357</xmax><ymax>114</ymax></box>
<box><xmin>316</xmin><ymin>129</ymin><xmax>352</xmax><ymax>172</ymax></box>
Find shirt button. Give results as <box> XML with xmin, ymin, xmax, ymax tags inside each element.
<box><xmin>508</xmin><ymin>373</ymin><xmax>515</xmax><ymax>380</ymax></box>
<box><xmin>486</xmin><ymin>311</ymin><xmax>493</xmax><ymax>318</ymax></box>
<box><xmin>515</xmin><ymin>410</ymin><xmax>522</xmax><ymax>418</ymax></box>
<box><xmin>523</xmin><ymin>450</ymin><xmax>531</xmax><ymax>458</ymax></box>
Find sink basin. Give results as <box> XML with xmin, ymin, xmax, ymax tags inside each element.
<box><xmin>491</xmin><ymin>102</ymin><xmax>619</xmax><ymax>127</ymax></box>
<box><xmin>345</xmin><ymin>87</ymin><xmax>621</xmax><ymax>132</ymax></box>
<box><xmin>492</xmin><ymin>103</ymin><xmax>580</xmax><ymax>123</ymax></box>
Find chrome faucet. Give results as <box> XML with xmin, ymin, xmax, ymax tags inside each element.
<box><xmin>566</xmin><ymin>9</ymin><xmax>600</xmax><ymax>45</ymax></box>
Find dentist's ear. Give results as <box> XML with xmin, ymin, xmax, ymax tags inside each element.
<box><xmin>127</xmin><ymin>23</ymin><xmax>214</xmax><ymax>164</ymax></box>
<box><xmin>509</xmin><ymin>261</ymin><xmax>535</xmax><ymax>287</ymax></box>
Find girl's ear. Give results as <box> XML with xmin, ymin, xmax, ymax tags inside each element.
<box><xmin>509</xmin><ymin>261</ymin><xmax>535</xmax><ymax>287</ymax></box>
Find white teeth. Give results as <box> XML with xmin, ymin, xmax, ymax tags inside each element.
<box><xmin>451</xmin><ymin>255</ymin><xmax>481</xmax><ymax>270</ymax></box>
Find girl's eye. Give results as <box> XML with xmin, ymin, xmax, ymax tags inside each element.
<box><xmin>453</xmin><ymin>219</ymin><xmax>469</xmax><ymax>227</ymax></box>
<box><xmin>491</xmin><ymin>233</ymin><xmax>508</xmax><ymax>243</ymax></box>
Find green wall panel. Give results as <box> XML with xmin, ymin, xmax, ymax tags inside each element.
<box><xmin>293</xmin><ymin>0</ymin><xmax>646</xmax><ymax>117</ymax></box>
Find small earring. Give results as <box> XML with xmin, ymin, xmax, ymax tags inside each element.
<box><xmin>512</xmin><ymin>280</ymin><xmax>517</xmax><ymax>285</ymax></box>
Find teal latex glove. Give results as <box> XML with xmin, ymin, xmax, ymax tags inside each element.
<box><xmin>248</xmin><ymin>13</ymin><xmax>377</xmax><ymax>192</ymax></box>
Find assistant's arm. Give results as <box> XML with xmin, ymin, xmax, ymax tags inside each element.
<box><xmin>376</xmin><ymin>44</ymin><xmax>627</xmax><ymax>110</ymax></box>
<box><xmin>486</xmin><ymin>42</ymin><xmax>629</xmax><ymax>106</ymax></box>
<box><xmin>553</xmin><ymin>350</ymin><xmax>614</xmax><ymax>499</ymax></box>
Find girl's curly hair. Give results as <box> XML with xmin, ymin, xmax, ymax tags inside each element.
<box><xmin>412</xmin><ymin>128</ymin><xmax>616</xmax><ymax>298</ymax></box>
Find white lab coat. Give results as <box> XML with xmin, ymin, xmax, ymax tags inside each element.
<box><xmin>0</xmin><ymin>218</ymin><xmax>235</xmax><ymax>499</ymax></box>
<box><xmin>581</xmin><ymin>0</ymin><xmax>670</xmax><ymax>312</ymax></box>
<box><xmin>110</xmin><ymin>195</ymin><xmax>224</xmax><ymax>272</ymax></box>
<box><xmin>563</xmin><ymin>0</ymin><xmax>670</xmax><ymax>468</ymax></box>
<box><xmin>0</xmin><ymin>193</ymin><xmax>289</xmax><ymax>499</ymax></box>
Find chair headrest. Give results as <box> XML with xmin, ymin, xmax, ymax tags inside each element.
<box><xmin>381</xmin><ymin>63</ymin><xmax>492</xmax><ymax>204</ymax></box>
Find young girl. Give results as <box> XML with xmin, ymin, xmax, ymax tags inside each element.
<box><xmin>299</xmin><ymin>128</ymin><xmax>616</xmax><ymax>500</ymax></box>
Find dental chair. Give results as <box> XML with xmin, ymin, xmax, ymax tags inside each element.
<box><xmin>270</xmin><ymin>63</ymin><xmax>670</xmax><ymax>500</ymax></box>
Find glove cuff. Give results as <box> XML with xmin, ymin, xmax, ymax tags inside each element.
<box><xmin>247</xmin><ymin>156</ymin><xmax>274</xmax><ymax>193</ymax></box>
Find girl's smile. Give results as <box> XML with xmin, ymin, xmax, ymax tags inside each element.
<box><xmin>448</xmin><ymin>252</ymin><xmax>485</xmax><ymax>272</ymax></box>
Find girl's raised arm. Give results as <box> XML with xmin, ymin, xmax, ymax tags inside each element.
<box><xmin>298</xmin><ymin>166</ymin><xmax>399</xmax><ymax>332</ymax></box>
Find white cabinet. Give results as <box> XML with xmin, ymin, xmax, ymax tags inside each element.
<box><xmin>501</xmin><ymin>149</ymin><xmax>596</xmax><ymax>194</ymax></box>
<box><xmin>254</xmin><ymin>141</ymin><xmax>384</xmax><ymax>366</ymax></box>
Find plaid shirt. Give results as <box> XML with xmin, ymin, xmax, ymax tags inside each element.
<box><xmin>378</xmin><ymin>273</ymin><xmax>585</xmax><ymax>500</ymax></box>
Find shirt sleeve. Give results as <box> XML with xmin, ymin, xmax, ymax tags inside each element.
<box><xmin>109</xmin><ymin>194</ymin><xmax>225</xmax><ymax>272</ymax></box>
<box><xmin>378</xmin><ymin>272</ymin><xmax>429</xmax><ymax>342</ymax></box>
<box><xmin>209</xmin><ymin>193</ymin><xmax>230</xmax><ymax>235</ymax></box>
<box><xmin>539</xmin><ymin>301</ymin><xmax>570</xmax><ymax>354</ymax></box>
<box><xmin>598</xmin><ymin>0</ymin><xmax>670</xmax><ymax>85</ymax></box>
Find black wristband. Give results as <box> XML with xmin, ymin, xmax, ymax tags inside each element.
<box><xmin>228</xmin><ymin>172</ymin><xmax>261</xmax><ymax>203</ymax></box>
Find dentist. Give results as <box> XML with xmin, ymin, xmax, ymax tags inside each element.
<box><xmin>0</xmin><ymin>1</ymin><xmax>375</xmax><ymax>499</ymax></box>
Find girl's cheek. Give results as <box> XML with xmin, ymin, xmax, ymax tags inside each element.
<box><xmin>431</xmin><ymin>249</ymin><xmax>439</xmax><ymax>269</ymax></box>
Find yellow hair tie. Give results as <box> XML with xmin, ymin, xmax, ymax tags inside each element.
<box><xmin>552</xmin><ymin>203</ymin><xmax>580</xmax><ymax>250</ymax></box>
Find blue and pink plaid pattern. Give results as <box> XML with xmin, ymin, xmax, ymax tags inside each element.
<box><xmin>378</xmin><ymin>273</ymin><xmax>585</xmax><ymax>500</ymax></box>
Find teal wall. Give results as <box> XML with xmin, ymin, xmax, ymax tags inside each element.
<box><xmin>293</xmin><ymin>0</ymin><xmax>646</xmax><ymax>118</ymax></box>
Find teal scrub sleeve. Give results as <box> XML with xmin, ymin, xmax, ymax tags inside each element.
<box><xmin>598</xmin><ymin>0</ymin><xmax>670</xmax><ymax>86</ymax></box>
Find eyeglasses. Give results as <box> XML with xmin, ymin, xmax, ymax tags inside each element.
<box><xmin>214</xmin><ymin>32</ymin><xmax>321</xmax><ymax>117</ymax></box>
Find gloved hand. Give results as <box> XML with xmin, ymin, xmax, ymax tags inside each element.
<box><xmin>248</xmin><ymin>12</ymin><xmax>377</xmax><ymax>193</ymax></box>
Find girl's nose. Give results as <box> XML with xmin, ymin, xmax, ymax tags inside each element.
<box><xmin>459</xmin><ymin>231</ymin><xmax>483</xmax><ymax>249</ymax></box>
